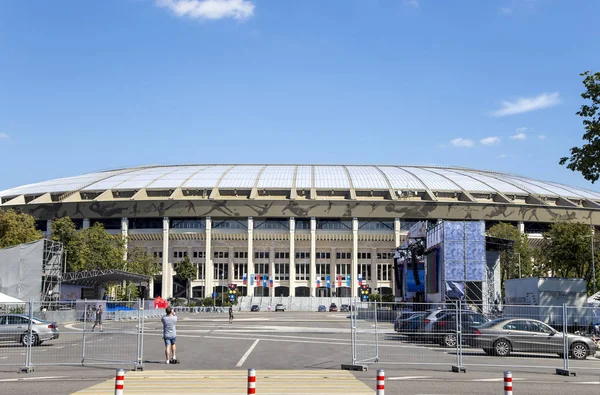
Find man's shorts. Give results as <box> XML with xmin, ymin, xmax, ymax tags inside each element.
<box><xmin>164</xmin><ymin>337</ymin><xmax>176</xmax><ymax>346</ymax></box>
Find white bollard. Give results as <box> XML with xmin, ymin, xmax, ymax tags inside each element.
<box><xmin>376</xmin><ymin>369</ymin><xmax>385</xmax><ymax>395</ymax></box>
<box><xmin>504</xmin><ymin>371</ymin><xmax>512</xmax><ymax>395</ymax></box>
<box><xmin>247</xmin><ymin>368</ymin><xmax>256</xmax><ymax>394</ymax></box>
<box><xmin>115</xmin><ymin>369</ymin><xmax>125</xmax><ymax>395</ymax></box>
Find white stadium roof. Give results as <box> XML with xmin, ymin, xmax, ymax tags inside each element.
<box><xmin>1</xmin><ymin>164</ymin><xmax>600</xmax><ymax>203</ymax></box>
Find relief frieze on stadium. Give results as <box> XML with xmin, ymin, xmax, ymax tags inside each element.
<box><xmin>13</xmin><ymin>199</ymin><xmax>600</xmax><ymax>225</ymax></box>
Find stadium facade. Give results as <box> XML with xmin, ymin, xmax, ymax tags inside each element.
<box><xmin>2</xmin><ymin>164</ymin><xmax>600</xmax><ymax>299</ymax></box>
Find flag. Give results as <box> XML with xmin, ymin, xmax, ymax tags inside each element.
<box><xmin>269</xmin><ymin>277</ymin><xmax>273</xmax><ymax>288</ymax></box>
<box><xmin>243</xmin><ymin>273</ymin><xmax>247</xmax><ymax>286</ymax></box>
<box><xmin>263</xmin><ymin>277</ymin><xmax>267</xmax><ymax>287</ymax></box>
<box><xmin>326</xmin><ymin>275</ymin><xmax>331</xmax><ymax>289</ymax></box>
<box><xmin>316</xmin><ymin>278</ymin><xmax>321</xmax><ymax>288</ymax></box>
<box><xmin>346</xmin><ymin>276</ymin><xmax>351</xmax><ymax>287</ymax></box>
<box><xmin>250</xmin><ymin>274</ymin><xmax>254</xmax><ymax>286</ymax></box>
<box><xmin>337</xmin><ymin>274</ymin><xmax>342</xmax><ymax>287</ymax></box>
<box><xmin>358</xmin><ymin>274</ymin><xmax>363</xmax><ymax>286</ymax></box>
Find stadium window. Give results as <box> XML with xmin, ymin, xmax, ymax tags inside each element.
<box><xmin>213</xmin><ymin>251</ymin><xmax>229</xmax><ymax>259</ymax></box>
<box><xmin>192</xmin><ymin>251</ymin><xmax>206</xmax><ymax>259</ymax></box>
<box><xmin>358</xmin><ymin>264</ymin><xmax>372</xmax><ymax>280</ymax></box>
<box><xmin>234</xmin><ymin>251</ymin><xmax>248</xmax><ymax>259</ymax></box>
<box><xmin>377</xmin><ymin>263</ymin><xmax>392</xmax><ymax>281</ymax></box>
<box><xmin>275</xmin><ymin>252</ymin><xmax>289</xmax><ymax>260</ymax></box>
<box><xmin>254</xmin><ymin>251</ymin><xmax>270</xmax><ymax>259</ymax></box>
<box><xmin>295</xmin><ymin>252</ymin><xmax>310</xmax><ymax>260</ymax></box>
<box><xmin>358</xmin><ymin>252</ymin><xmax>371</xmax><ymax>260</ymax></box>
<box><xmin>153</xmin><ymin>251</ymin><xmax>163</xmax><ymax>258</ymax></box>
<box><xmin>173</xmin><ymin>250</ymin><xmax>187</xmax><ymax>259</ymax></box>
<box><xmin>376</xmin><ymin>252</ymin><xmax>394</xmax><ymax>260</ymax></box>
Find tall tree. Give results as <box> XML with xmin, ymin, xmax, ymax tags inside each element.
<box><xmin>174</xmin><ymin>255</ymin><xmax>197</xmax><ymax>298</ymax></box>
<box><xmin>67</xmin><ymin>223</ymin><xmax>126</xmax><ymax>272</ymax></box>
<box><xmin>51</xmin><ymin>217</ymin><xmax>82</xmax><ymax>272</ymax></box>
<box><xmin>127</xmin><ymin>246</ymin><xmax>161</xmax><ymax>277</ymax></box>
<box><xmin>560</xmin><ymin>71</ymin><xmax>600</xmax><ymax>182</ymax></box>
<box><xmin>0</xmin><ymin>209</ymin><xmax>43</xmax><ymax>248</ymax></box>
<box><xmin>488</xmin><ymin>222</ymin><xmax>533</xmax><ymax>286</ymax></box>
<box><xmin>539</xmin><ymin>222</ymin><xmax>598</xmax><ymax>294</ymax></box>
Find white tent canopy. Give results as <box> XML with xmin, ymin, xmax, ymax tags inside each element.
<box><xmin>588</xmin><ymin>291</ymin><xmax>600</xmax><ymax>306</ymax></box>
<box><xmin>0</xmin><ymin>292</ymin><xmax>24</xmax><ymax>303</ymax></box>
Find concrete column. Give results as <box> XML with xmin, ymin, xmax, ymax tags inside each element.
<box><xmin>45</xmin><ymin>220</ymin><xmax>52</xmax><ymax>238</ymax></box>
<box><xmin>148</xmin><ymin>279</ymin><xmax>154</xmax><ymax>299</ymax></box>
<box><xmin>310</xmin><ymin>217</ymin><xmax>317</xmax><ymax>297</ymax></box>
<box><xmin>394</xmin><ymin>218</ymin><xmax>401</xmax><ymax>247</ymax></box>
<box><xmin>371</xmin><ymin>248</ymin><xmax>378</xmax><ymax>292</ymax></box>
<box><xmin>331</xmin><ymin>247</ymin><xmax>337</xmax><ymax>296</ymax></box>
<box><xmin>205</xmin><ymin>217</ymin><xmax>213</xmax><ymax>298</ymax></box>
<box><xmin>161</xmin><ymin>217</ymin><xmax>171</xmax><ymax>298</ymax></box>
<box><xmin>351</xmin><ymin>218</ymin><xmax>359</xmax><ymax>298</ymax></box>
<box><xmin>121</xmin><ymin>217</ymin><xmax>129</xmax><ymax>262</ymax></box>
<box><xmin>247</xmin><ymin>217</ymin><xmax>254</xmax><ymax>297</ymax></box>
<box><xmin>228</xmin><ymin>246</ymin><xmax>234</xmax><ymax>285</ymax></box>
<box><xmin>270</xmin><ymin>246</ymin><xmax>276</xmax><ymax>297</ymax></box>
<box><xmin>518</xmin><ymin>221</ymin><xmax>525</xmax><ymax>233</ymax></box>
<box><xmin>289</xmin><ymin>217</ymin><xmax>296</xmax><ymax>297</ymax></box>
<box><xmin>82</xmin><ymin>218</ymin><xmax>90</xmax><ymax>229</ymax></box>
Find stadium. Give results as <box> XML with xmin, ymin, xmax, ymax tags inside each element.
<box><xmin>1</xmin><ymin>164</ymin><xmax>600</xmax><ymax>300</ymax></box>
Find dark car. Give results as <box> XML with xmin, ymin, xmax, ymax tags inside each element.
<box><xmin>471</xmin><ymin>318</ymin><xmax>597</xmax><ymax>360</ymax></box>
<box><xmin>394</xmin><ymin>312</ymin><xmax>428</xmax><ymax>334</ymax></box>
<box><xmin>318</xmin><ymin>305</ymin><xmax>327</xmax><ymax>312</ymax></box>
<box><xmin>0</xmin><ymin>314</ymin><xmax>59</xmax><ymax>346</ymax></box>
<box><xmin>430</xmin><ymin>311</ymin><xmax>489</xmax><ymax>347</ymax></box>
<box><xmin>329</xmin><ymin>303</ymin><xmax>338</xmax><ymax>312</ymax></box>
<box><xmin>340</xmin><ymin>304</ymin><xmax>350</xmax><ymax>312</ymax></box>
<box><xmin>250</xmin><ymin>305</ymin><xmax>260</xmax><ymax>312</ymax></box>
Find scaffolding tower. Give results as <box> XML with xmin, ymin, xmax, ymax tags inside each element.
<box><xmin>41</xmin><ymin>239</ymin><xmax>63</xmax><ymax>308</ymax></box>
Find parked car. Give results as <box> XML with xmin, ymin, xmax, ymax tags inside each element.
<box><xmin>340</xmin><ymin>304</ymin><xmax>350</xmax><ymax>312</ymax></box>
<box><xmin>250</xmin><ymin>305</ymin><xmax>260</xmax><ymax>312</ymax></box>
<box><xmin>430</xmin><ymin>311</ymin><xmax>489</xmax><ymax>347</ymax></box>
<box><xmin>394</xmin><ymin>312</ymin><xmax>428</xmax><ymax>334</ymax></box>
<box><xmin>318</xmin><ymin>305</ymin><xmax>327</xmax><ymax>312</ymax></box>
<box><xmin>471</xmin><ymin>318</ymin><xmax>597</xmax><ymax>360</ymax></box>
<box><xmin>0</xmin><ymin>314</ymin><xmax>59</xmax><ymax>346</ymax></box>
<box><xmin>275</xmin><ymin>304</ymin><xmax>285</xmax><ymax>312</ymax></box>
<box><xmin>422</xmin><ymin>308</ymin><xmax>473</xmax><ymax>333</ymax></box>
<box><xmin>329</xmin><ymin>303</ymin><xmax>338</xmax><ymax>312</ymax></box>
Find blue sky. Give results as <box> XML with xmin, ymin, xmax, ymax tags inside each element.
<box><xmin>1</xmin><ymin>0</ymin><xmax>599</xmax><ymax>191</ymax></box>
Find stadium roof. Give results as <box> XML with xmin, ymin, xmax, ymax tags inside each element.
<box><xmin>1</xmin><ymin>164</ymin><xmax>600</xmax><ymax>206</ymax></box>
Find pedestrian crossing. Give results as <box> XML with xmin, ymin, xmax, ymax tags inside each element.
<box><xmin>70</xmin><ymin>369</ymin><xmax>374</xmax><ymax>394</ymax></box>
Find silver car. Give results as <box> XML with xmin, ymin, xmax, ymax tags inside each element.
<box><xmin>471</xmin><ymin>318</ymin><xmax>596</xmax><ymax>360</ymax></box>
<box><xmin>0</xmin><ymin>314</ymin><xmax>60</xmax><ymax>346</ymax></box>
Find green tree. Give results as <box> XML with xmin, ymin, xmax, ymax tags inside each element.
<box><xmin>560</xmin><ymin>71</ymin><xmax>600</xmax><ymax>182</ymax></box>
<box><xmin>0</xmin><ymin>209</ymin><xmax>43</xmax><ymax>248</ymax></box>
<box><xmin>68</xmin><ymin>223</ymin><xmax>126</xmax><ymax>272</ymax></box>
<box><xmin>488</xmin><ymin>222</ymin><xmax>533</xmax><ymax>286</ymax></box>
<box><xmin>127</xmin><ymin>246</ymin><xmax>161</xmax><ymax>276</ymax></box>
<box><xmin>174</xmin><ymin>255</ymin><xmax>196</xmax><ymax>299</ymax></box>
<box><xmin>51</xmin><ymin>217</ymin><xmax>82</xmax><ymax>272</ymax></box>
<box><xmin>539</xmin><ymin>222</ymin><xmax>598</xmax><ymax>294</ymax></box>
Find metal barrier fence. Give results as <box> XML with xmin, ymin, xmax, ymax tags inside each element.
<box><xmin>0</xmin><ymin>300</ymin><xmax>148</xmax><ymax>372</ymax></box>
<box><xmin>349</xmin><ymin>301</ymin><xmax>600</xmax><ymax>376</ymax></box>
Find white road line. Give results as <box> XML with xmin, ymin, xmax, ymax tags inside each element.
<box><xmin>0</xmin><ymin>376</ymin><xmax>65</xmax><ymax>382</ymax></box>
<box><xmin>388</xmin><ymin>376</ymin><xmax>432</xmax><ymax>381</ymax></box>
<box><xmin>236</xmin><ymin>339</ymin><xmax>260</xmax><ymax>367</ymax></box>
<box><xmin>576</xmin><ymin>382</ymin><xmax>600</xmax><ymax>385</ymax></box>
<box><xmin>471</xmin><ymin>378</ymin><xmax>526</xmax><ymax>382</ymax></box>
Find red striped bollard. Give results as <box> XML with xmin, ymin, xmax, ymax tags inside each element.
<box><xmin>504</xmin><ymin>371</ymin><xmax>512</xmax><ymax>395</ymax></box>
<box><xmin>114</xmin><ymin>368</ymin><xmax>125</xmax><ymax>395</ymax></box>
<box><xmin>247</xmin><ymin>368</ymin><xmax>256</xmax><ymax>394</ymax></box>
<box><xmin>376</xmin><ymin>369</ymin><xmax>385</xmax><ymax>395</ymax></box>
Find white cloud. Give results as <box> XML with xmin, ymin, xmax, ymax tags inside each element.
<box><xmin>491</xmin><ymin>92</ymin><xmax>560</xmax><ymax>117</ymax></box>
<box><xmin>0</xmin><ymin>133</ymin><xmax>8</xmax><ymax>139</ymax></box>
<box><xmin>516</xmin><ymin>127</ymin><xmax>528</xmax><ymax>133</ymax></box>
<box><xmin>450</xmin><ymin>138</ymin><xmax>474</xmax><ymax>148</ymax></box>
<box><xmin>480</xmin><ymin>136</ymin><xmax>501</xmax><ymax>145</ymax></box>
<box><xmin>155</xmin><ymin>0</ymin><xmax>255</xmax><ymax>21</ymax></box>
<box><xmin>497</xmin><ymin>154</ymin><xmax>507</xmax><ymax>159</ymax></box>
<box><xmin>510</xmin><ymin>133</ymin><xmax>526</xmax><ymax>140</ymax></box>
<box><xmin>538</xmin><ymin>135</ymin><xmax>546</xmax><ymax>140</ymax></box>
<box><xmin>499</xmin><ymin>7</ymin><xmax>513</xmax><ymax>14</ymax></box>
<box><xmin>404</xmin><ymin>0</ymin><xmax>420</xmax><ymax>7</ymax></box>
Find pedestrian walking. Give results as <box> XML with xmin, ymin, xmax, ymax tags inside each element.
<box><xmin>229</xmin><ymin>305</ymin><xmax>234</xmax><ymax>324</ymax></box>
<box><xmin>91</xmin><ymin>305</ymin><xmax>103</xmax><ymax>332</ymax></box>
<box><xmin>162</xmin><ymin>306</ymin><xmax>178</xmax><ymax>364</ymax></box>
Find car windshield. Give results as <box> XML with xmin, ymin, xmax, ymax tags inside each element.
<box><xmin>477</xmin><ymin>318</ymin><xmax>507</xmax><ymax>328</ymax></box>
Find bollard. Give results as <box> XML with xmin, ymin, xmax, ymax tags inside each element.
<box><xmin>115</xmin><ymin>368</ymin><xmax>125</xmax><ymax>395</ymax></box>
<box><xmin>247</xmin><ymin>368</ymin><xmax>256</xmax><ymax>395</ymax></box>
<box><xmin>376</xmin><ymin>369</ymin><xmax>385</xmax><ymax>395</ymax></box>
<box><xmin>503</xmin><ymin>371</ymin><xmax>512</xmax><ymax>395</ymax></box>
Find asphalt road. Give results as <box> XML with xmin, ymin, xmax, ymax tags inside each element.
<box><xmin>0</xmin><ymin>311</ymin><xmax>599</xmax><ymax>394</ymax></box>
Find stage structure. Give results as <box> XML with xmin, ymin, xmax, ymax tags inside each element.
<box><xmin>393</xmin><ymin>221</ymin><xmax>429</xmax><ymax>302</ymax></box>
<box><xmin>0</xmin><ymin>239</ymin><xmax>63</xmax><ymax>303</ymax></box>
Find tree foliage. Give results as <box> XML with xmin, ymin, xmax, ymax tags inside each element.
<box><xmin>539</xmin><ymin>222</ymin><xmax>598</xmax><ymax>293</ymax></box>
<box><xmin>488</xmin><ymin>222</ymin><xmax>534</xmax><ymax>285</ymax></box>
<box><xmin>560</xmin><ymin>71</ymin><xmax>600</xmax><ymax>182</ymax></box>
<box><xmin>174</xmin><ymin>255</ymin><xmax>196</xmax><ymax>281</ymax></box>
<box><xmin>0</xmin><ymin>209</ymin><xmax>43</xmax><ymax>248</ymax></box>
<box><xmin>127</xmin><ymin>246</ymin><xmax>161</xmax><ymax>277</ymax></box>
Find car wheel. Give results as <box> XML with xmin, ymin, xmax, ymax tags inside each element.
<box><xmin>21</xmin><ymin>333</ymin><xmax>39</xmax><ymax>347</ymax></box>
<box><xmin>570</xmin><ymin>342</ymin><xmax>589</xmax><ymax>360</ymax></box>
<box><xmin>442</xmin><ymin>334</ymin><xmax>458</xmax><ymax>348</ymax></box>
<box><xmin>493</xmin><ymin>339</ymin><xmax>512</xmax><ymax>357</ymax></box>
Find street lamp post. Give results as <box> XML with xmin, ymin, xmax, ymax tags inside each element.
<box><xmin>221</xmin><ymin>274</ymin><xmax>224</xmax><ymax>305</ymax></box>
<box><xmin>592</xmin><ymin>234</ymin><xmax>596</xmax><ymax>295</ymax></box>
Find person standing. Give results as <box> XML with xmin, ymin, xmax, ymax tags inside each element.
<box><xmin>161</xmin><ymin>306</ymin><xmax>178</xmax><ymax>363</ymax></box>
<box><xmin>91</xmin><ymin>305</ymin><xmax>103</xmax><ymax>332</ymax></box>
<box><xmin>228</xmin><ymin>305</ymin><xmax>234</xmax><ymax>324</ymax></box>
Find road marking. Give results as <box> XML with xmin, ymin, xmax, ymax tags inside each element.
<box><xmin>388</xmin><ymin>376</ymin><xmax>432</xmax><ymax>380</ymax></box>
<box><xmin>0</xmin><ymin>376</ymin><xmax>65</xmax><ymax>382</ymax></box>
<box><xmin>471</xmin><ymin>378</ymin><xmax>526</xmax><ymax>382</ymax></box>
<box><xmin>576</xmin><ymin>382</ymin><xmax>600</xmax><ymax>385</ymax></box>
<box><xmin>236</xmin><ymin>339</ymin><xmax>259</xmax><ymax>367</ymax></box>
